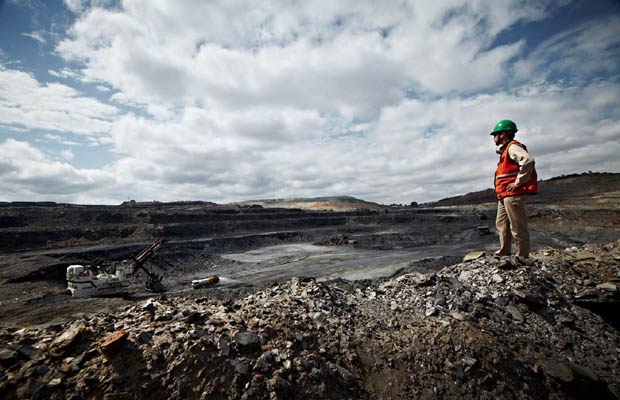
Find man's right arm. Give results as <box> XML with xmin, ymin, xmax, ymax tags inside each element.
<box><xmin>508</xmin><ymin>144</ymin><xmax>535</xmax><ymax>187</ymax></box>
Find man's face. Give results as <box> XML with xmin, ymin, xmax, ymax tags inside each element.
<box><xmin>493</xmin><ymin>132</ymin><xmax>502</xmax><ymax>145</ymax></box>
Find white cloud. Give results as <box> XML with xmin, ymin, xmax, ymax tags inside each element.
<box><xmin>56</xmin><ymin>0</ymin><xmax>568</xmax><ymax>115</ymax></box>
<box><xmin>514</xmin><ymin>15</ymin><xmax>620</xmax><ymax>83</ymax></box>
<box><xmin>48</xmin><ymin>68</ymin><xmax>80</xmax><ymax>79</ymax></box>
<box><xmin>60</xmin><ymin>149</ymin><xmax>75</xmax><ymax>161</ymax></box>
<box><xmin>373</xmin><ymin>81</ymin><xmax>620</xmax><ymax>187</ymax></box>
<box><xmin>21</xmin><ymin>31</ymin><xmax>47</xmax><ymax>45</ymax></box>
<box><xmin>64</xmin><ymin>0</ymin><xmax>88</xmax><ymax>14</ymax></box>
<box><xmin>2</xmin><ymin>81</ymin><xmax>618</xmax><ymax>204</ymax></box>
<box><xmin>2</xmin><ymin>0</ymin><xmax>619</xmax><ymax>205</ymax></box>
<box><xmin>0</xmin><ymin>139</ymin><xmax>107</xmax><ymax>200</ymax></box>
<box><xmin>63</xmin><ymin>0</ymin><xmax>115</xmax><ymax>14</ymax></box>
<box><xmin>0</xmin><ymin>123</ymin><xmax>29</xmax><ymax>133</ymax></box>
<box><xmin>0</xmin><ymin>66</ymin><xmax>118</xmax><ymax>135</ymax></box>
<box><xmin>92</xmin><ymin>82</ymin><xmax>619</xmax><ymax>204</ymax></box>
<box><xmin>42</xmin><ymin>134</ymin><xmax>80</xmax><ymax>146</ymax></box>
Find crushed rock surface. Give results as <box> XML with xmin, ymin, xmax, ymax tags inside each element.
<box><xmin>1</xmin><ymin>241</ymin><xmax>619</xmax><ymax>399</ymax></box>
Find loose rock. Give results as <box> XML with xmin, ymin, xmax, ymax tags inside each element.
<box><xmin>0</xmin><ymin>241</ymin><xmax>619</xmax><ymax>399</ymax></box>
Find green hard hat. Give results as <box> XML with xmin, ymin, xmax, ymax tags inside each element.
<box><xmin>490</xmin><ymin>119</ymin><xmax>518</xmax><ymax>135</ymax></box>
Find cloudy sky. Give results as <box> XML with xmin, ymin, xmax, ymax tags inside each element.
<box><xmin>1</xmin><ymin>0</ymin><xmax>619</xmax><ymax>205</ymax></box>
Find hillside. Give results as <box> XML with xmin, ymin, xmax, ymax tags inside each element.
<box><xmin>426</xmin><ymin>172</ymin><xmax>620</xmax><ymax>207</ymax></box>
<box><xmin>235</xmin><ymin>196</ymin><xmax>384</xmax><ymax>211</ymax></box>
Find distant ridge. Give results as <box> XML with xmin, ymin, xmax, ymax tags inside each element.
<box><xmin>425</xmin><ymin>172</ymin><xmax>620</xmax><ymax>207</ymax></box>
<box><xmin>235</xmin><ymin>195</ymin><xmax>384</xmax><ymax>211</ymax></box>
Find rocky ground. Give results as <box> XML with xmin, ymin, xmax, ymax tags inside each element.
<box><xmin>1</xmin><ymin>241</ymin><xmax>618</xmax><ymax>399</ymax></box>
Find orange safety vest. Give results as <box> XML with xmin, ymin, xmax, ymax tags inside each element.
<box><xmin>494</xmin><ymin>140</ymin><xmax>538</xmax><ymax>200</ymax></box>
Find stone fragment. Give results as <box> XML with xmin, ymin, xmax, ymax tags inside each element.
<box><xmin>231</xmin><ymin>358</ymin><xmax>249</xmax><ymax>375</ymax></box>
<box><xmin>453</xmin><ymin>296</ymin><xmax>470</xmax><ymax>311</ymax></box>
<box><xmin>0</xmin><ymin>349</ymin><xmax>18</xmax><ymax>367</ymax></box>
<box><xmin>51</xmin><ymin>323</ymin><xmax>85</xmax><ymax>354</ymax></box>
<box><xmin>21</xmin><ymin>378</ymin><xmax>45</xmax><ymax>397</ymax></box>
<box><xmin>17</xmin><ymin>345</ymin><xmax>42</xmax><ymax>361</ymax></box>
<box><xmin>570</xmin><ymin>362</ymin><xmax>600</xmax><ymax>382</ymax></box>
<box><xmin>450</xmin><ymin>311</ymin><xmax>466</xmax><ymax>321</ymax></box>
<box><xmin>312</xmin><ymin>312</ymin><xmax>327</xmax><ymax>326</ymax></box>
<box><xmin>256</xmin><ymin>351</ymin><xmax>273</xmax><ymax>372</ymax></box>
<box><xmin>462</xmin><ymin>356</ymin><xmax>477</xmax><ymax>367</ymax></box>
<box><xmin>596</xmin><ymin>282</ymin><xmax>617</xmax><ymax>291</ymax></box>
<box><xmin>234</xmin><ymin>331</ymin><xmax>260</xmax><ymax>349</ymax></box>
<box><xmin>498</xmin><ymin>295</ymin><xmax>514</xmax><ymax>309</ymax></box>
<box><xmin>218</xmin><ymin>335</ymin><xmax>230</xmax><ymax>357</ymax></box>
<box><xmin>184</xmin><ymin>311</ymin><xmax>204</xmax><ymax>324</ymax></box>
<box><xmin>539</xmin><ymin>359</ymin><xmax>574</xmax><ymax>383</ymax></box>
<box><xmin>267</xmin><ymin>375</ymin><xmax>291</xmax><ymax>393</ymax></box>
<box><xmin>492</xmin><ymin>274</ymin><xmax>504</xmax><ymax>283</ymax></box>
<box><xmin>48</xmin><ymin>377</ymin><xmax>62</xmax><ymax>387</ymax></box>
<box><xmin>36</xmin><ymin>365</ymin><xmax>49</xmax><ymax>376</ymax></box>
<box><xmin>445</xmin><ymin>277</ymin><xmax>464</xmax><ymax>290</ymax></box>
<box><xmin>137</xmin><ymin>331</ymin><xmax>153</xmax><ymax>344</ymax></box>
<box><xmin>142</xmin><ymin>300</ymin><xmax>160</xmax><ymax>312</ymax></box>
<box><xmin>425</xmin><ymin>306</ymin><xmax>438</xmax><ymax>317</ymax></box>
<box><xmin>497</xmin><ymin>260</ymin><xmax>515</xmax><ymax>270</ymax></box>
<box><xmin>463</xmin><ymin>251</ymin><xmax>485</xmax><ymax>262</ymax></box>
<box><xmin>512</xmin><ymin>289</ymin><xmax>546</xmax><ymax>308</ymax></box>
<box><xmin>405</xmin><ymin>272</ymin><xmax>436</xmax><ymax>287</ymax></box>
<box><xmin>189</xmin><ymin>329</ymin><xmax>205</xmax><ymax>339</ymax></box>
<box><xmin>506</xmin><ymin>305</ymin><xmax>524</xmax><ymax>322</ymax></box>
<box><xmin>586</xmin><ymin>357</ymin><xmax>608</xmax><ymax>370</ymax></box>
<box><xmin>99</xmin><ymin>329</ymin><xmax>128</xmax><ymax>355</ymax></box>
<box><xmin>458</xmin><ymin>270</ymin><xmax>473</xmax><ymax>282</ymax></box>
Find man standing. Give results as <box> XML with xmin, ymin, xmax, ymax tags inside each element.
<box><xmin>491</xmin><ymin>120</ymin><xmax>538</xmax><ymax>257</ymax></box>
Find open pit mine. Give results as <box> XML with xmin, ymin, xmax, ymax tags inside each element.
<box><xmin>0</xmin><ymin>173</ymin><xmax>618</xmax><ymax>399</ymax></box>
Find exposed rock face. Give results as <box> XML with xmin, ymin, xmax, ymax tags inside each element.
<box><xmin>1</xmin><ymin>241</ymin><xmax>619</xmax><ymax>399</ymax></box>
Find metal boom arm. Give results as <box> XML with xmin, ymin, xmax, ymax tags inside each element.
<box><xmin>127</xmin><ymin>237</ymin><xmax>167</xmax><ymax>292</ymax></box>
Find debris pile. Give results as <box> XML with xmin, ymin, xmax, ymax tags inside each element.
<box><xmin>1</xmin><ymin>241</ymin><xmax>619</xmax><ymax>399</ymax></box>
<box><xmin>328</xmin><ymin>236</ymin><xmax>351</xmax><ymax>246</ymax></box>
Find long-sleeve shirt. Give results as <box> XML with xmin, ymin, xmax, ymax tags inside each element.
<box><xmin>506</xmin><ymin>143</ymin><xmax>535</xmax><ymax>188</ymax></box>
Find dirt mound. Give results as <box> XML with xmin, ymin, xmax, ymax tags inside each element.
<box><xmin>1</xmin><ymin>241</ymin><xmax>618</xmax><ymax>399</ymax></box>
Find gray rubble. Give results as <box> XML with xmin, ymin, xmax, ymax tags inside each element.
<box><xmin>1</xmin><ymin>240</ymin><xmax>619</xmax><ymax>399</ymax></box>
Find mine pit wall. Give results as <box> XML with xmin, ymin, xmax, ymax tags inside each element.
<box><xmin>0</xmin><ymin>205</ymin><xmax>486</xmax><ymax>253</ymax></box>
<box><xmin>1</xmin><ymin>230</ymin><xmax>319</xmax><ymax>285</ymax></box>
<box><xmin>0</xmin><ymin>204</ymin><xmax>490</xmax><ymax>288</ymax></box>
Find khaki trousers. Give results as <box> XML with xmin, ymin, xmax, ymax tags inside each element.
<box><xmin>496</xmin><ymin>195</ymin><xmax>530</xmax><ymax>257</ymax></box>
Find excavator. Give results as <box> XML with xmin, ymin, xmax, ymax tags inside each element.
<box><xmin>66</xmin><ymin>237</ymin><xmax>167</xmax><ymax>298</ymax></box>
